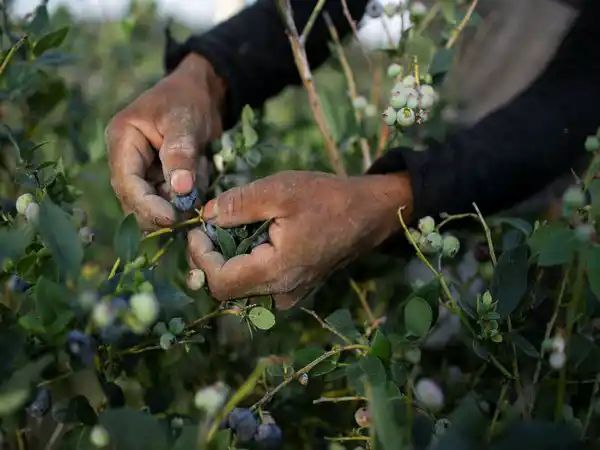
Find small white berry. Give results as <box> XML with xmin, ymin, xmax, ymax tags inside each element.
<box><xmin>406</xmin><ymin>95</ymin><xmax>419</xmax><ymax>110</ymax></box>
<box><xmin>352</xmin><ymin>96</ymin><xmax>368</xmax><ymax>110</ymax></box>
<box><xmin>415</xmin><ymin>378</ymin><xmax>444</xmax><ymax>411</ymax></box>
<box><xmin>160</xmin><ymin>332</ymin><xmax>176</xmax><ymax>350</ymax></box>
<box><xmin>90</xmin><ymin>425</ymin><xmax>110</xmax><ymax>448</ymax></box>
<box><xmin>418</xmin><ymin>216</ymin><xmax>436</xmax><ymax>234</ymax></box>
<box><xmin>354</xmin><ymin>407</ymin><xmax>371</xmax><ymax>427</ymax></box>
<box><xmin>549</xmin><ymin>351</ymin><xmax>566</xmax><ymax>370</ymax></box>
<box><xmin>387</xmin><ymin>63</ymin><xmax>403</xmax><ymax>79</ymax></box>
<box><xmin>382</xmin><ymin>106</ymin><xmax>397</xmax><ymax>126</ymax></box>
<box><xmin>402</xmin><ymin>75</ymin><xmax>416</xmax><ymax>87</ymax></box>
<box><xmin>551</xmin><ymin>335</ymin><xmax>566</xmax><ymax>354</ymax></box>
<box><xmin>16</xmin><ymin>193</ymin><xmax>35</xmax><ymax>215</ymax></box>
<box><xmin>410</xmin><ymin>1</ymin><xmax>427</xmax><ymax>16</ymax></box>
<box><xmin>419</xmin><ymin>93</ymin><xmax>435</xmax><ymax>109</ymax></box>
<box><xmin>396</xmin><ymin>107</ymin><xmax>416</xmax><ymax>127</ymax></box>
<box><xmin>92</xmin><ymin>302</ymin><xmax>114</xmax><ymax>328</ymax></box>
<box><xmin>390</xmin><ymin>92</ymin><xmax>407</xmax><ymax>109</ymax></box>
<box><xmin>364</xmin><ymin>104</ymin><xmax>377</xmax><ymax>117</ymax></box>
<box><xmin>194</xmin><ymin>383</ymin><xmax>228</xmax><ymax>415</ymax></box>
<box><xmin>186</xmin><ymin>269</ymin><xmax>206</xmax><ymax>291</ymax></box>
<box><xmin>129</xmin><ymin>292</ymin><xmax>159</xmax><ymax>326</ymax></box>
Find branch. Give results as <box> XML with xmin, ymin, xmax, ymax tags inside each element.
<box><xmin>276</xmin><ymin>0</ymin><xmax>346</xmax><ymax>176</ymax></box>
<box><xmin>300</xmin><ymin>307</ymin><xmax>353</xmax><ymax>344</ymax></box>
<box><xmin>299</xmin><ymin>0</ymin><xmax>327</xmax><ymax>44</ymax></box>
<box><xmin>445</xmin><ymin>0</ymin><xmax>478</xmax><ymax>49</ymax></box>
<box><xmin>340</xmin><ymin>0</ymin><xmax>372</xmax><ymax>68</ymax></box>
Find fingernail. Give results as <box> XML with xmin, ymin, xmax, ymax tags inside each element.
<box><xmin>203</xmin><ymin>200</ymin><xmax>218</xmax><ymax>221</ymax></box>
<box><xmin>170</xmin><ymin>169</ymin><xmax>194</xmax><ymax>195</ymax></box>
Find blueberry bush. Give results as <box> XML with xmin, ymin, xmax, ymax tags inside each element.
<box><xmin>1</xmin><ymin>1</ymin><xmax>600</xmax><ymax>449</ymax></box>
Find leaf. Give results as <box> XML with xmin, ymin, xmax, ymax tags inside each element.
<box><xmin>404</xmin><ymin>297</ymin><xmax>433</xmax><ymax>337</ymax></box>
<box><xmin>0</xmin><ymin>355</ymin><xmax>53</xmax><ymax>417</ymax></box>
<box><xmin>588</xmin><ymin>246</ymin><xmax>600</xmax><ymax>301</ymax></box>
<box><xmin>0</xmin><ymin>227</ymin><xmax>31</xmax><ymax>265</ymax></box>
<box><xmin>510</xmin><ymin>333</ymin><xmax>539</xmax><ymax>359</ymax></box>
<box><xmin>247</xmin><ymin>306</ymin><xmax>276</xmax><ymax>330</ymax></box>
<box><xmin>529</xmin><ymin>223</ymin><xmax>577</xmax><ymax>266</ymax></box>
<box><xmin>99</xmin><ymin>408</ymin><xmax>168</xmax><ymax>450</ymax></box>
<box><xmin>114</xmin><ymin>214</ymin><xmax>140</xmax><ymax>262</ymax></box>
<box><xmin>590</xmin><ymin>179</ymin><xmax>600</xmax><ymax>221</ymax></box>
<box><xmin>52</xmin><ymin>395</ymin><xmax>97</xmax><ymax>425</ymax></box>
<box><xmin>325</xmin><ymin>309</ymin><xmax>361</xmax><ymax>341</ymax></box>
<box><xmin>491</xmin><ymin>244</ymin><xmax>529</xmax><ymax>316</ymax></box>
<box><xmin>236</xmin><ymin>219</ymin><xmax>271</xmax><ymax>255</ymax></box>
<box><xmin>405</xmin><ymin>34</ymin><xmax>436</xmax><ymax>70</ymax></box>
<box><xmin>439</xmin><ymin>0</ymin><xmax>456</xmax><ymax>23</ymax></box>
<box><xmin>369</xmin><ymin>329</ymin><xmax>391</xmax><ymax>363</ymax></box>
<box><xmin>35</xmin><ymin>277</ymin><xmax>68</xmax><ymax>326</ymax></box>
<box><xmin>38</xmin><ymin>198</ymin><xmax>83</xmax><ymax>278</ymax></box>
<box><xmin>34</xmin><ymin>27</ymin><xmax>69</xmax><ymax>56</ymax></box>
<box><xmin>293</xmin><ymin>347</ymin><xmax>337</xmax><ymax>376</ymax></box>
<box><xmin>491</xmin><ymin>217</ymin><xmax>533</xmax><ymax>236</ymax></box>
<box><xmin>430</xmin><ymin>48</ymin><xmax>454</xmax><ymax>75</ymax></box>
<box><xmin>215</xmin><ymin>225</ymin><xmax>236</xmax><ymax>260</ymax></box>
<box><xmin>242</xmin><ymin>124</ymin><xmax>258</xmax><ymax>148</ymax></box>
<box><xmin>151</xmin><ymin>281</ymin><xmax>193</xmax><ymax>317</ymax></box>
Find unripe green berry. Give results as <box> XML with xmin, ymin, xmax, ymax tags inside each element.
<box><xmin>575</xmin><ymin>224</ymin><xmax>595</xmax><ymax>242</ymax></box>
<box><xmin>194</xmin><ymin>383</ymin><xmax>228</xmax><ymax>415</ymax></box>
<box><xmin>90</xmin><ymin>425</ymin><xmax>110</xmax><ymax>448</ymax></box>
<box><xmin>221</xmin><ymin>145</ymin><xmax>236</xmax><ymax>163</ymax></box>
<box><xmin>418</xmin><ymin>216</ymin><xmax>436</xmax><ymax>234</ymax></box>
<box><xmin>479</xmin><ymin>262</ymin><xmax>494</xmax><ymax>281</ymax></box>
<box><xmin>168</xmin><ymin>317</ymin><xmax>186</xmax><ymax>335</ymax></box>
<box><xmin>421</xmin><ymin>73</ymin><xmax>433</xmax><ymax>84</ymax></box>
<box><xmin>152</xmin><ymin>321</ymin><xmax>168</xmax><ymax>336</ymax></box>
<box><xmin>410</xmin><ymin>1</ymin><xmax>427</xmax><ymax>17</ymax></box>
<box><xmin>364</xmin><ymin>104</ymin><xmax>377</xmax><ymax>117</ymax></box>
<box><xmin>382</xmin><ymin>106</ymin><xmax>397</xmax><ymax>126</ymax></box>
<box><xmin>352</xmin><ymin>96</ymin><xmax>368</xmax><ymax>110</ymax></box>
<box><xmin>129</xmin><ymin>292</ymin><xmax>159</xmax><ymax>326</ymax></box>
<box><xmin>419</xmin><ymin>93</ymin><xmax>435</xmax><ymax>109</ymax></box>
<box><xmin>16</xmin><ymin>193</ymin><xmax>34</xmax><ymax>215</ymax></box>
<box><xmin>442</xmin><ymin>235</ymin><xmax>460</xmax><ymax>258</ymax></box>
<box><xmin>406</xmin><ymin>95</ymin><xmax>419</xmax><ymax>110</ymax></box>
<box><xmin>397</xmin><ymin>107</ymin><xmax>416</xmax><ymax>127</ymax></box>
<box><xmin>387</xmin><ymin>63</ymin><xmax>403</xmax><ymax>79</ymax></box>
<box><xmin>92</xmin><ymin>302</ymin><xmax>113</xmax><ymax>328</ymax></box>
<box><xmin>481</xmin><ymin>291</ymin><xmax>493</xmax><ymax>308</ymax></box>
<box><xmin>402</xmin><ymin>75</ymin><xmax>415</xmax><ymax>87</ymax></box>
<box><xmin>160</xmin><ymin>332</ymin><xmax>176</xmax><ymax>350</ymax></box>
<box><xmin>425</xmin><ymin>232</ymin><xmax>443</xmax><ymax>253</ymax></box>
<box><xmin>186</xmin><ymin>268</ymin><xmax>206</xmax><ymax>291</ymax></box>
<box><xmin>71</xmin><ymin>207</ymin><xmax>87</xmax><ymax>227</ymax></box>
<box><xmin>585</xmin><ymin>135</ymin><xmax>599</xmax><ymax>152</ymax></box>
<box><xmin>213</xmin><ymin>153</ymin><xmax>225</xmax><ymax>173</ymax></box>
<box><xmin>390</xmin><ymin>93</ymin><xmax>407</xmax><ymax>109</ymax></box>
<box><xmin>24</xmin><ymin>202</ymin><xmax>40</xmax><ymax>224</ymax></box>
<box><xmin>562</xmin><ymin>186</ymin><xmax>585</xmax><ymax>209</ymax></box>
<box><xmin>408</xmin><ymin>228</ymin><xmax>421</xmax><ymax>243</ymax></box>
<box><xmin>405</xmin><ymin>347</ymin><xmax>421</xmax><ymax>364</ymax></box>
<box><xmin>419</xmin><ymin>84</ymin><xmax>435</xmax><ymax>97</ymax></box>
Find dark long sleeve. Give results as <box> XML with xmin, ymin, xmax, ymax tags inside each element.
<box><xmin>165</xmin><ymin>0</ymin><xmax>367</xmax><ymax>129</ymax></box>
<box><xmin>369</xmin><ymin>0</ymin><xmax>600</xmax><ymax>220</ymax></box>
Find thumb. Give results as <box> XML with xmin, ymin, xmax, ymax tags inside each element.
<box><xmin>159</xmin><ymin>120</ymin><xmax>201</xmax><ymax>196</ymax></box>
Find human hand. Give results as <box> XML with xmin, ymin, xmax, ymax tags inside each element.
<box><xmin>187</xmin><ymin>170</ymin><xmax>412</xmax><ymax>309</ymax></box>
<box><xmin>106</xmin><ymin>53</ymin><xmax>226</xmax><ymax>229</ymax></box>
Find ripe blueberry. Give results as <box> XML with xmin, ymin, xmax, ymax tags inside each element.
<box><xmin>66</xmin><ymin>330</ymin><xmax>96</xmax><ymax>367</ymax></box>
<box><xmin>204</xmin><ymin>223</ymin><xmax>219</xmax><ymax>246</ymax></box>
<box><xmin>7</xmin><ymin>274</ymin><xmax>31</xmax><ymax>293</ymax></box>
<box><xmin>172</xmin><ymin>187</ymin><xmax>199</xmax><ymax>212</ymax></box>
<box><xmin>255</xmin><ymin>423</ymin><xmax>283</xmax><ymax>449</ymax></box>
<box><xmin>228</xmin><ymin>408</ymin><xmax>258</xmax><ymax>443</ymax></box>
<box><xmin>365</xmin><ymin>0</ymin><xmax>383</xmax><ymax>18</ymax></box>
<box><xmin>27</xmin><ymin>388</ymin><xmax>51</xmax><ymax>418</ymax></box>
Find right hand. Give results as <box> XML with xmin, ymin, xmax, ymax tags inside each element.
<box><xmin>106</xmin><ymin>53</ymin><xmax>226</xmax><ymax>230</ymax></box>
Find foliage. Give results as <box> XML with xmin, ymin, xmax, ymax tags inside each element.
<box><xmin>0</xmin><ymin>1</ymin><xmax>599</xmax><ymax>449</ymax></box>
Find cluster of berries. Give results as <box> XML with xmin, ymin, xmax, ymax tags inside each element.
<box><xmin>475</xmin><ymin>291</ymin><xmax>503</xmax><ymax>343</ymax></box>
<box><xmin>153</xmin><ymin>317</ymin><xmax>186</xmax><ymax>350</ymax></box>
<box><xmin>366</xmin><ymin>0</ymin><xmax>428</xmax><ymax>20</ymax></box>
<box><xmin>544</xmin><ymin>333</ymin><xmax>566</xmax><ymax>370</ymax></box>
<box><xmin>408</xmin><ymin>216</ymin><xmax>460</xmax><ymax>258</ymax></box>
<box><xmin>383</xmin><ymin>71</ymin><xmax>438</xmax><ymax>128</ymax></box>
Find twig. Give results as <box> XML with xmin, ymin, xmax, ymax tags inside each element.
<box><xmin>325</xmin><ymin>436</ymin><xmax>370</xmax><ymax>442</ymax></box>
<box><xmin>108</xmin><ymin>258</ymin><xmax>120</xmax><ymax>280</ymax></box>
<box><xmin>149</xmin><ymin>237</ymin><xmax>174</xmax><ymax>265</ymax></box>
<box><xmin>299</xmin><ymin>0</ymin><xmax>327</xmax><ymax>44</ymax></box>
<box><xmin>252</xmin><ymin>344</ymin><xmax>369</xmax><ymax>409</ymax></box>
<box><xmin>340</xmin><ymin>0</ymin><xmax>372</xmax><ymax>67</ymax></box>
<box><xmin>582</xmin><ymin>374</ymin><xmax>600</xmax><ymax>439</ymax></box>
<box><xmin>487</xmin><ymin>383</ymin><xmax>509</xmax><ymax>442</ymax></box>
<box><xmin>276</xmin><ymin>0</ymin><xmax>346</xmax><ymax>176</ymax></box>
<box><xmin>507</xmin><ymin>317</ymin><xmax>526</xmax><ymax>418</ymax></box>
<box><xmin>313</xmin><ymin>395</ymin><xmax>367</xmax><ymax>404</ymax></box>
<box><xmin>0</xmin><ymin>35</ymin><xmax>27</xmax><ymax>77</ymax></box>
<box><xmin>349</xmin><ymin>278</ymin><xmax>376</xmax><ymax>325</ymax></box>
<box><xmin>416</xmin><ymin>2</ymin><xmax>440</xmax><ymax>34</ymax></box>
<box><xmin>45</xmin><ymin>423</ymin><xmax>64</xmax><ymax>450</ymax></box>
<box><xmin>301</xmin><ymin>307</ymin><xmax>353</xmax><ymax>344</ymax></box>
<box><xmin>473</xmin><ymin>203</ymin><xmax>497</xmax><ymax>266</ymax></box>
<box><xmin>445</xmin><ymin>0</ymin><xmax>478</xmax><ymax>49</ymax></box>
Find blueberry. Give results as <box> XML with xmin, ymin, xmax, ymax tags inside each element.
<box><xmin>27</xmin><ymin>388</ymin><xmax>51</xmax><ymax>418</ymax></box>
<box><xmin>254</xmin><ymin>423</ymin><xmax>283</xmax><ymax>449</ymax></box>
<box><xmin>396</xmin><ymin>107</ymin><xmax>416</xmax><ymax>127</ymax></box>
<box><xmin>99</xmin><ymin>324</ymin><xmax>126</xmax><ymax>345</ymax></box>
<box><xmin>204</xmin><ymin>223</ymin><xmax>219</xmax><ymax>246</ymax></box>
<box><xmin>168</xmin><ymin>317</ymin><xmax>186</xmax><ymax>335</ymax></box>
<box><xmin>79</xmin><ymin>227</ymin><xmax>95</xmax><ymax>246</ymax></box>
<box><xmin>228</xmin><ymin>408</ymin><xmax>258</xmax><ymax>443</ymax></box>
<box><xmin>173</xmin><ymin>187</ymin><xmax>199</xmax><ymax>212</ymax></box>
<box><xmin>66</xmin><ymin>330</ymin><xmax>96</xmax><ymax>367</ymax></box>
<box><xmin>442</xmin><ymin>235</ymin><xmax>460</xmax><ymax>258</ymax></box>
<box><xmin>417</xmin><ymin>216</ymin><xmax>436</xmax><ymax>235</ymax></box>
<box><xmin>382</xmin><ymin>106</ymin><xmax>397</xmax><ymax>126</ymax></box>
<box><xmin>365</xmin><ymin>0</ymin><xmax>383</xmax><ymax>18</ymax></box>
<box><xmin>89</xmin><ymin>425</ymin><xmax>110</xmax><ymax>448</ymax></box>
<box><xmin>7</xmin><ymin>274</ymin><xmax>31</xmax><ymax>293</ymax></box>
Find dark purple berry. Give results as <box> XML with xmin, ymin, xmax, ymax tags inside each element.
<box><xmin>100</xmin><ymin>324</ymin><xmax>126</xmax><ymax>345</ymax></box>
<box><xmin>173</xmin><ymin>187</ymin><xmax>199</xmax><ymax>212</ymax></box>
<box><xmin>27</xmin><ymin>388</ymin><xmax>51</xmax><ymax>418</ymax></box>
<box><xmin>66</xmin><ymin>330</ymin><xmax>96</xmax><ymax>367</ymax></box>
<box><xmin>255</xmin><ymin>423</ymin><xmax>283</xmax><ymax>449</ymax></box>
<box><xmin>7</xmin><ymin>274</ymin><xmax>31</xmax><ymax>293</ymax></box>
<box><xmin>228</xmin><ymin>408</ymin><xmax>258</xmax><ymax>443</ymax></box>
<box><xmin>366</xmin><ymin>0</ymin><xmax>384</xmax><ymax>18</ymax></box>
<box><xmin>204</xmin><ymin>223</ymin><xmax>219</xmax><ymax>246</ymax></box>
<box><xmin>250</xmin><ymin>231</ymin><xmax>269</xmax><ymax>250</ymax></box>
<box><xmin>473</xmin><ymin>242</ymin><xmax>490</xmax><ymax>263</ymax></box>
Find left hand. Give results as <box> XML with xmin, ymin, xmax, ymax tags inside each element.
<box><xmin>187</xmin><ymin>170</ymin><xmax>413</xmax><ymax>309</ymax></box>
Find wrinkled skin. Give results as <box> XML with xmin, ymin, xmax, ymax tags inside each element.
<box><xmin>105</xmin><ymin>53</ymin><xmax>225</xmax><ymax>230</ymax></box>
<box><xmin>188</xmin><ymin>171</ymin><xmax>412</xmax><ymax>309</ymax></box>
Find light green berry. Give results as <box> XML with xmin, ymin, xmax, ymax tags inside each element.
<box><xmin>194</xmin><ymin>383</ymin><xmax>229</xmax><ymax>415</ymax></box>
<box><xmin>481</xmin><ymin>291</ymin><xmax>493</xmax><ymax>308</ymax></box>
<box><xmin>16</xmin><ymin>193</ymin><xmax>34</xmax><ymax>215</ymax></box>
<box><xmin>419</xmin><ymin>84</ymin><xmax>435</xmax><ymax>97</ymax></box>
<box><xmin>410</xmin><ymin>1</ymin><xmax>427</xmax><ymax>17</ymax></box>
<box><xmin>426</xmin><ymin>232</ymin><xmax>443</xmax><ymax>253</ymax></box>
<box><xmin>90</xmin><ymin>425</ymin><xmax>110</xmax><ymax>448</ymax></box>
<box><xmin>213</xmin><ymin>153</ymin><xmax>225</xmax><ymax>173</ymax></box>
<box><xmin>418</xmin><ymin>216</ymin><xmax>436</xmax><ymax>235</ymax></box>
<box><xmin>383</xmin><ymin>3</ymin><xmax>397</xmax><ymax>17</ymax></box>
<box><xmin>168</xmin><ymin>317</ymin><xmax>186</xmax><ymax>335</ymax></box>
<box><xmin>562</xmin><ymin>186</ymin><xmax>585</xmax><ymax>209</ymax></box>
<box><xmin>352</xmin><ymin>96</ymin><xmax>368</xmax><ymax>110</ymax></box>
<box><xmin>397</xmin><ymin>107</ymin><xmax>416</xmax><ymax>127</ymax></box>
<box><xmin>585</xmin><ymin>135</ymin><xmax>599</xmax><ymax>152</ymax></box>
<box><xmin>160</xmin><ymin>332</ymin><xmax>176</xmax><ymax>350</ymax></box>
<box><xmin>419</xmin><ymin>93</ymin><xmax>435</xmax><ymax>109</ymax></box>
<box><xmin>364</xmin><ymin>104</ymin><xmax>377</xmax><ymax>117</ymax></box>
<box><xmin>92</xmin><ymin>302</ymin><xmax>113</xmax><ymax>328</ymax></box>
<box><xmin>408</xmin><ymin>228</ymin><xmax>421</xmax><ymax>243</ymax></box>
<box><xmin>387</xmin><ymin>63</ymin><xmax>403</xmax><ymax>79</ymax></box>
<box><xmin>406</xmin><ymin>95</ymin><xmax>419</xmax><ymax>110</ymax></box>
<box><xmin>442</xmin><ymin>235</ymin><xmax>460</xmax><ymax>258</ymax></box>
<box><xmin>402</xmin><ymin>75</ymin><xmax>416</xmax><ymax>87</ymax></box>
<box><xmin>382</xmin><ymin>106</ymin><xmax>397</xmax><ymax>126</ymax></box>
<box><xmin>186</xmin><ymin>268</ymin><xmax>206</xmax><ymax>291</ymax></box>
<box><xmin>390</xmin><ymin>92</ymin><xmax>407</xmax><ymax>109</ymax></box>
<box><xmin>130</xmin><ymin>292</ymin><xmax>159</xmax><ymax>326</ymax></box>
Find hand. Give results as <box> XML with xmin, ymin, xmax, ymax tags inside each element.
<box><xmin>106</xmin><ymin>53</ymin><xmax>226</xmax><ymax>230</ymax></box>
<box><xmin>187</xmin><ymin>170</ymin><xmax>413</xmax><ymax>309</ymax></box>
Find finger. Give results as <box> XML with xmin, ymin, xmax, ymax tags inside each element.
<box><xmin>188</xmin><ymin>228</ymin><xmax>279</xmax><ymax>300</ymax></box>
<box><xmin>158</xmin><ymin>107</ymin><xmax>202</xmax><ymax>195</ymax></box>
<box><xmin>203</xmin><ymin>177</ymin><xmax>286</xmax><ymax>228</ymax></box>
<box><xmin>273</xmin><ymin>285</ymin><xmax>313</xmax><ymax>310</ymax></box>
<box><xmin>125</xmin><ymin>178</ymin><xmax>176</xmax><ymax>230</ymax></box>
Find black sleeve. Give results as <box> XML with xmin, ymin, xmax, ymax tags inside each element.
<box><xmin>165</xmin><ymin>0</ymin><xmax>368</xmax><ymax>129</ymax></box>
<box><xmin>369</xmin><ymin>0</ymin><xmax>600</xmax><ymax>220</ymax></box>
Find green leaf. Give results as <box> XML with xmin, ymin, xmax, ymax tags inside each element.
<box><xmin>293</xmin><ymin>347</ymin><xmax>337</xmax><ymax>376</ymax></box>
<box><xmin>430</xmin><ymin>48</ymin><xmax>454</xmax><ymax>75</ymax></box>
<box><xmin>439</xmin><ymin>0</ymin><xmax>456</xmax><ymax>23</ymax></box>
<box><xmin>242</xmin><ymin>124</ymin><xmax>258</xmax><ymax>148</ymax></box>
<box><xmin>0</xmin><ymin>227</ymin><xmax>32</xmax><ymax>265</ymax></box>
<box><xmin>589</xmin><ymin>246</ymin><xmax>600</xmax><ymax>301</ymax></box>
<box><xmin>510</xmin><ymin>333</ymin><xmax>539</xmax><ymax>359</ymax></box>
<box><xmin>405</xmin><ymin>35</ymin><xmax>436</xmax><ymax>71</ymax></box>
<box><xmin>369</xmin><ymin>329</ymin><xmax>391</xmax><ymax>363</ymax></box>
<box><xmin>325</xmin><ymin>309</ymin><xmax>361</xmax><ymax>342</ymax></box>
<box><xmin>529</xmin><ymin>223</ymin><xmax>577</xmax><ymax>266</ymax></box>
<box><xmin>404</xmin><ymin>297</ymin><xmax>433</xmax><ymax>337</ymax></box>
<box><xmin>99</xmin><ymin>408</ymin><xmax>168</xmax><ymax>450</ymax></box>
<box><xmin>491</xmin><ymin>244</ymin><xmax>529</xmax><ymax>316</ymax></box>
<box><xmin>590</xmin><ymin>179</ymin><xmax>600</xmax><ymax>220</ymax></box>
<box><xmin>491</xmin><ymin>217</ymin><xmax>533</xmax><ymax>236</ymax></box>
<box><xmin>114</xmin><ymin>214</ymin><xmax>140</xmax><ymax>262</ymax></box>
<box><xmin>35</xmin><ymin>277</ymin><xmax>68</xmax><ymax>326</ymax></box>
<box><xmin>247</xmin><ymin>306</ymin><xmax>276</xmax><ymax>330</ymax></box>
<box><xmin>34</xmin><ymin>27</ymin><xmax>69</xmax><ymax>56</ymax></box>
<box><xmin>215</xmin><ymin>225</ymin><xmax>237</xmax><ymax>260</ymax></box>
<box><xmin>38</xmin><ymin>198</ymin><xmax>83</xmax><ymax>278</ymax></box>
<box><xmin>0</xmin><ymin>355</ymin><xmax>53</xmax><ymax>417</ymax></box>
<box><xmin>236</xmin><ymin>219</ymin><xmax>271</xmax><ymax>255</ymax></box>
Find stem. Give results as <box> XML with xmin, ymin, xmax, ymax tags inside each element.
<box><xmin>473</xmin><ymin>203</ymin><xmax>497</xmax><ymax>266</ymax></box>
<box><xmin>45</xmin><ymin>423</ymin><xmax>64</xmax><ymax>450</ymax></box>
<box><xmin>108</xmin><ymin>258</ymin><xmax>120</xmax><ymax>280</ymax></box>
<box><xmin>276</xmin><ymin>0</ymin><xmax>346</xmax><ymax>176</ymax></box>
<box><xmin>340</xmin><ymin>0</ymin><xmax>372</xmax><ymax>67</ymax></box>
<box><xmin>416</xmin><ymin>2</ymin><xmax>440</xmax><ymax>34</ymax></box>
<box><xmin>445</xmin><ymin>0</ymin><xmax>479</xmax><ymax>49</ymax></box>
<box><xmin>149</xmin><ymin>237</ymin><xmax>174</xmax><ymax>265</ymax></box>
<box><xmin>0</xmin><ymin>35</ymin><xmax>27</xmax><ymax>77</ymax></box>
<box><xmin>252</xmin><ymin>344</ymin><xmax>369</xmax><ymax>409</ymax></box>
<box><xmin>507</xmin><ymin>317</ymin><xmax>526</xmax><ymax>417</ymax></box>
<box><xmin>487</xmin><ymin>383</ymin><xmax>509</xmax><ymax>442</ymax></box>
<box><xmin>299</xmin><ymin>0</ymin><xmax>327</xmax><ymax>44</ymax></box>
<box><xmin>349</xmin><ymin>278</ymin><xmax>376</xmax><ymax>325</ymax></box>
<box><xmin>301</xmin><ymin>307</ymin><xmax>353</xmax><ymax>344</ymax></box>
<box><xmin>582</xmin><ymin>374</ymin><xmax>600</xmax><ymax>439</ymax></box>
<box><xmin>313</xmin><ymin>395</ymin><xmax>367</xmax><ymax>404</ymax></box>
<box><xmin>325</xmin><ymin>436</ymin><xmax>370</xmax><ymax>442</ymax></box>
